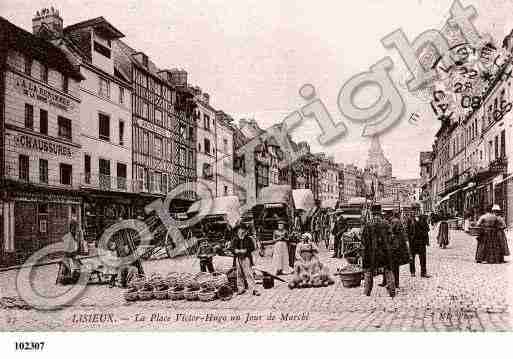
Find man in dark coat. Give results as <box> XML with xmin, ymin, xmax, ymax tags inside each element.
<box><xmin>361</xmin><ymin>205</ymin><xmax>396</xmax><ymax>297</ymax></box>
<box><xmin>332</xmin><ymin>214</ymin><xmax>348</xmax><ymax>258</ymax></box>
<box><xmin>380</xmin><ymin>211</ymin><xmax>411</xmax><ymax>288</ymax></box>
<box><xmin>407</xmin><ymin>213</ymin><xmax>431</xmax><ymax>278</ymax></box>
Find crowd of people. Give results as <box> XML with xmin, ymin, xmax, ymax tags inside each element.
<box><xmin>56</xmin><ymin>201</ymin><xmax>510</xmax><ymax>299</ymax></box>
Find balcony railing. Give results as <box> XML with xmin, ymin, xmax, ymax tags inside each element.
<box><xmin>81</xmin><ymin>173</ymin><xmax>130</xmax><ymax>192</ymax></box>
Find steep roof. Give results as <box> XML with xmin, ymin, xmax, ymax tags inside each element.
<box><xmin>0</xmin><ymin>17</ymin><xmax>83</xmax><ymax>80</ymax></box>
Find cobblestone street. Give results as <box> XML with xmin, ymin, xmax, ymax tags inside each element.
<box><xmin>1</xmin><ymin>229</ymin><xmax>511</xmax><ymax>331</ymax></box>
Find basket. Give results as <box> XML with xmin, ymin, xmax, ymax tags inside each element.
<box><xmin>124</xmin><ymin>290</ymin><xmax>139</xmax><ymax>302</ymax></box>
<box><xmin>217</xmin><ymin>284</ymin><xmax>234</xmax><ymax>301</ymax></box>
<box><xmin>338</xmin><ymin>271</ymin><xmax>363</xmax><ymax>288</ymax></box>
<box><xmin>168</xmin><ymin>288</ymin><xmax>185</xmax><ymax>301</ymax></box>
<box><xmin>154</xmin><ymin>290</ymin><xmax>169</xmax><ymax>300</ymax></box>
<box><xmin>138</xmin><ymin>290</ymin><xmax>154</xmax><ymax>300</ymax></box>
<box><xmin>184</xmin><ymin>289</ymin><xmax>200</xmax><ymax>301</ymax></box>
<box><xmin>198</xmin><ymin>289</ymin><xmax>216</xmax><ymax>302</ymax></box>
<box><xmin>211</xmin><ymin>272</ymin><xmax>229</xmax><ymax>288</ymax></box>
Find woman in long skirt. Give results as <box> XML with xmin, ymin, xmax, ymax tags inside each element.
<box><xmin>476</xmin><ymin>205</ymin><xmax>507</xmax><ymax>264</ymax></box>
<box><xmin>272</xmin><ymin>220</ymin><xmax>290</xmax><ymax>275</ymax></box>
<box><xmin>437</xmin><ymin>220</ymin><xmax>449</xmax><ymax>248</ymax></box>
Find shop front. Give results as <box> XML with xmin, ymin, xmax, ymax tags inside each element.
<box><xmin>1</xmin><ymin>183</ymin><xmax>81</xmax><ymax>267</ymax></box>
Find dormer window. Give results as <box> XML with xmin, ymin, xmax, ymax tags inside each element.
<box><xmin>94</xmin><ymin>41</ymin><xmax>111</xmax><ymax>59</ymax></box>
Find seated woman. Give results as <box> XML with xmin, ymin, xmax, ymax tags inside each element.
<box><xmin>289</xmin><ymin>241</ymin><xmax>334</xmax><ymax>289</ymax></box>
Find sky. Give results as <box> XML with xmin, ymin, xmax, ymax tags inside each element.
<box><xmin>2</xmin><ymin>0</ymin><xmax>512</xmax><ymax>178</ymax></box>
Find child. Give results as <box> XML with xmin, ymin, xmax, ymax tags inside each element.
<box><xmin>197</xmin><ymin>238</ymin><xmax>215</xmax><ymax>273</ymax></box>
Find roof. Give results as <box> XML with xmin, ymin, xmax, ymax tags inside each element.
<box><xmin>64</xmin><ymin>17</ymin><xmax>124</xmax><ymax>38</ymax></box>
<box><xmin>0</xmin><ymin>17</ymin><xmax>83</xmax><ymax>80</ymax></box>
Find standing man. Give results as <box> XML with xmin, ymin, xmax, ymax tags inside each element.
<box><xmin>231</xmin><ymin>223</ymin><xmax>261</xmax><ymax>296</ymax></box>
<box><xmin>332</xmin><ymin>213</ymin><xmax>347</xmax><ymax>258</ymax></box>
<box><xmin>362</xmin><ymin>205</ymin><xmax>396</xmax><ymax>297</ymax></box>
<box><xmin>408</xmin><ymin>210</ymin><xmax>431</xmax><ymax>278</ymax></box>
<box><xmin>380</xmin><ymin>210</ymin><xmax>410</xmax><ymax>288</ymax></box>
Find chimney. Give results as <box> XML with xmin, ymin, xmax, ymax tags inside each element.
<box><xmin>32</xmin><ymin>7</ymin><xmax>63</xmax><ymax>39</ymax></box>
<box><xmin>202</xmin><ymin>92</ymin><xmax>210</xmax><ymax>104</ymax></box>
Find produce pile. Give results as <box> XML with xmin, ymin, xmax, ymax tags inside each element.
<box><xmin>0</xmin><ymin>296</ymin><xmax>32</xmax><ymax>310</ymax></box>
<box><xmin>123</xmin><ymin>271</ymin><xmax>233</xmax><ymax>302</ymax></box>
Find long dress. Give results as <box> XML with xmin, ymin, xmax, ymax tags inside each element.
<box><xmin>437</xmin><ymin>221</ymin><xmax>449</xmax><ymax>248</ymax></box>
<box><xmin>476</xmin><ymin>213</ymin><xmax>505</xmax><ymax>263</ymax></box>
<box><xmin>272</xmin><ymin>229</ymin><xmax>290</xmax><ymax>274</ymax></box>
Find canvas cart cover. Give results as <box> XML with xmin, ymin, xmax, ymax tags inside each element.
<box><xmin>257</xmin><ymin>185</ymin><xmax>292</xmax><ymax>205</ymax></box>
<box><xmin>320</xmin><ymin>198</ymin><xmax>338</xmax><ymax>209</ymax></box>
<box><xmin>292</xmin><ymin>189</ymin><xmax>315</xmax><ymax>210</ymax></box>
<box><xmin>187</xmin><ymin>196</ymin><xmax>241</xmax><ymax>227</ymax></box>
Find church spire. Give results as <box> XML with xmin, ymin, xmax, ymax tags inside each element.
<box><xmin>365</xmin><ymin>136</ymin><xmax>392</xmax><ymax>178</ymax></box>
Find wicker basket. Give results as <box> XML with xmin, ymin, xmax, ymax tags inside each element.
<box><xmin>124</xmin><ymin>290</ymin><xmax>139</xmax><ymax>302</ymax></box>
<box><xmin>198</xmin><ymin>289</ymin><xmax>216</xmax><ymax>302</ymax></box>
<box><xmin>184</xmin><ymin>289</ymin><xmax>200</xmax><ymax>301</ymax></box>
<box><xmin>154</xmin><ymin>290</ymin><xmax>169</xmax><ymax>300</ymax></box>
<box><xmin>138</xmin><ymin>290</ymin><xmax>154</xmax><ymax>300</ymax></box>
<box><xmin>211</xmin><ymin>272</ymin><xmax>229</xmax><ymax>289</ymax></box>
<box><xmin>168</xmin><ymin>288</ymin><xmax>185</xmax><ymax>301</ymax></box>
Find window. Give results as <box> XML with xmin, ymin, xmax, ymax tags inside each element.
<box><xmin>117</xmin><ymin>163</ymin><xmax>127</xmax><ymax>190</ymax></box>
<box><xmin>224</xmin><ymin>185</ymin><xmax>228</xmax><ymax>196</ymax></box>
<box><xmin>204</xmin><ymin>138</ymin><xmax>211</xmax><ymax>154</ymax></box>
<box><xmin>155</xmin><ymin>136</ymin><xmax>163</xmax><ymax>159</ymax></box>
<box><xmin>155</xmin><ymin>109</ymin><xmax>162</xmax><ymax>125</ymax></box>
<box><xmin>154</xmin><ymin>172</ymin><xmax>162</xmax><ymax>193</ymax></box>
<box><xmin>39</xmin><ymin>109</ymin><xmax>48</xmax><ymax>135</ymax></box>
<box><xmin>203</xmin><ymin>114</ymin><xmax>210</xmax><ymax>130</ymax></box>
<box><xmin>24</xmin><ymin>56</ymin><xmax>32</xmax><ymax>76</ymax></box>
<box><xmin>41</xmin><ymin>64</ymin><xmax>48</xmax><ymax>83</ymax></box>
<box><xmin>25</xmin><ymin>103</ymin><xmax>34</xmax><ymax>129</ymax></box>
<box><xmin>99</xmin><ymin>158</ymin><xmax>111</xmax><ymax>190</ymax></box>
<box><xmin>144</xmin><ymin>168</ymin><xmax>150</xmax><ymax>191</ymax></box>
<box><xmin>94</xmin><ymin>41</ymin><xmax>111</xmax><ymax>58</ymax></box>
<box><xmin>39</xmin><ymin>159</ymin><xmax>48</xmax><ymax>184</ymax></box>
<box><xmin>142</xmin><ymin>101</ymin><xmax>148</xmax><ymax>119</ymax></box>
<box><xmin>62</xmin><ymin>75</ymin><xmax>68</xmax><ymax>93</ymax></box>
<box><xmin>19</xmin><ymin>155</ymin><xmax>29</xmax><ymax>182</ymax></box>
<box><xmin>119</xmin><ymin>120</ymin><xmax>125</xmax><ymax>146</ymax></box>
<box><xmin>188</xmin><ymin>126</ymin><xmax>194</xmax><ymax>141</ymax></box>
<box><xmin>223</xmin><ymin>138</ymin><xmax>228</xmax><ymax>153</ymax></box>
<box><xmin>99</xmin><ymin>113</ymin><xmax>110</xmax><ymax>141</ymax></box>
<box><xmin>59</xmin><ymin>163</ymin><xmax>72</xmax><ymax>185</ymax></box>
<box><xmin>99</xmin><ymin>77</ymin><xmax>110</xmax><ymax>98</ymax></box>
<box><xmin>179</xmin><ymin>124</ymin><xmax>186</xmax><ymax>138</ymax></box>
<box><xmin>143</xmin><ymin>132</ymin><xmax>149</xmax><ymax>154</ymax></box>
<box><xmin>119</xmin><ymin>87</ymin><xmax>125</xmax><ymax>104</ymax></box>
<box><xmin>162</xmin><ymin>174</ymin><xmax>168</xmax><ymax>193</ymax></box>
<box><xmin>501</xmin><ymin>130</ymin><xmax>506</xmax><ymax>158</ymax></box>
<box><xmin>495</xmin><ymin>135</ymin><xmax>499</xmax><ymax>159</ymax></box>
<box><xmin>84</xmin><ymin>154</ymin><xmax>91</xmax><ymax>184</ymax></box>
<box><xmin>58</xmin><ymin>116</ymin><xmax>72</xmax><ymax>140</ymax></box>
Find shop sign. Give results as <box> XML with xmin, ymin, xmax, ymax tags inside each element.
<box><xmin>12</xmin><ymin>73</ymin><xmax>74</xmax><ymax>111</ymax></box>
<box><xmin>136</xmin><ymin>119</ymin><xmax>171</xmax><ymax>138</ymax></box>
<box><xmin>12</xmin><ymin>132</ymin><xmax>73</xmax><ymax>158</ymax></box>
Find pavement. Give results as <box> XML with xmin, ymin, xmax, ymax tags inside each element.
<box><xmin>0</xmin><ymin>229</ymin><xmax>511</xmax><ymax>331</ymax></box>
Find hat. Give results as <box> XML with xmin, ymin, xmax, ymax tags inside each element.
<box><xmin>277</xmin><ymin>219</ymin><xmax>287</xmax><ymax>224</ymax></box>
<box><xmin>492</xmin><ymin>204</ymin><xmax>501</xmax><ymax>211</ymax></box>
<box><xmin>301</xmin><ymin>233</ymin><xmax>312</xmax><ymax>242</ymax></box>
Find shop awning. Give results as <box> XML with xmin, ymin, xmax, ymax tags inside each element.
<box><xmin>436</xmin><ymin>188</ymin><xmax>460</xmax><ymax>207</ymax></box>
<box><xmin>495</xmin><ymin>173</ymin><xmax>513</xmax><ymax>185</ymax></box>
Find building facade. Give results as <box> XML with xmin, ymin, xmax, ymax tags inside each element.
<box><xmin>114</xmin><ymin>42</ymin><xmax>198</xmax><ymax>213</ymax></box>
<box><xmin>1</xmin><ymin>14</ymin><xmax>83</xmax><ymax>265</ymax></box>
<box><xmin>59</xmin><ymin>17</ymin><xmax>134</xmax><ymax>240</ymax></box>
<box><xmin>215</xmin><ymin>110</ymin><xmax>234</xmax><ymax>197</ymax></box>
<box><xmin>194</xmin><ymin>88</ymin><xmax>217</xmax><ymax>197</ymax></box>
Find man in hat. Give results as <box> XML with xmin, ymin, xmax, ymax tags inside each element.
<box><xmin>408</xmin><ymin>209</ymin><xmax>431</xmax><ymax>278</ymax></box>
<box><xmin>272</xmin><ymin>219</ymin><xmax>290</xmax><ymax>275</ymax></box>
<box><xmin>361</xmin><ymin>204</ymin><xmax>396</xmax><ymax>297</ymax></box>
<box><xmin>231</xmin><ymin>223</ymin><xmax>260</xmax><ymax>296</ymax></box>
